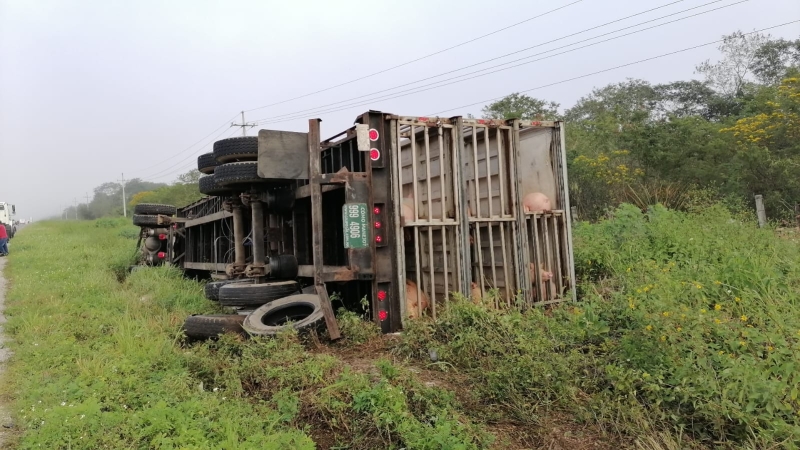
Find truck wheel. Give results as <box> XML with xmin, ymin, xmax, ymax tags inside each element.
<box><xmin>133</xmin><ymin>203</ymin><xmax>176</xmax><ymax>216</ymax></box>
<box><xmin>183</xmin><ymin>314</ymin><xmax>246</xmax><ymax>340</ymax></box>
<box><xmin>132</xmin><ymin>214</ymin><xmax>159</xmax><ymax>227</ymax></box>
<box><xmin>214</xmin><ymin>162</ymin><xmax>262</xmax><ymax>186</ymax></box>
<box><xmin>204</xmin><ymin>279</ymin><xmax>252</xmax><ymax>301</ymax></box>
<box><xmin>197</xmin><ymin>152</ymin><xmax>217</xmax><ymax>175</ymax></box>
<box><xmin>213</xmin><ymin>136</ymin><xmax>258</xmax><ymax>164</ymax></box>
<box><xmin>218</xmin><ymin>280</ymin><xmax>300</xmax><ymax>307</ymax></box>
<box><xmin>199</xmin><ymin>174</ymin><xmax>233</xmax><ymax>196</ymax></box>
<box><xmin>242</xmin><ymin>294</ymin><xmax>324</xmax><ymax>336</ymax></box>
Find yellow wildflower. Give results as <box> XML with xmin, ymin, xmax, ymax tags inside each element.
<box><xmin>718</xmin><ymin>350</ymin><xmax>725</xmax><ymax>355</ymax></box>
<box><xmin>660</xmin><ymin>335</ymin><xmax>666</xmax><ymax>342</ymax></box>
<box><xmin>714</xmin><ymin>304</ymin><xmax>722</xmax><ymax>311</ymax></box>
<box><xmin>700</xmin><ymin>308</ymin><xmax>707</xmax><ymax>314</ymax></box>
<box><xmin>714</xmin><ymin>319</ymin><xmax>722</xmax><ymax>325</ymax></box>
<box><xmin>662</xmin><ymin>311</ymin><xmax>670</xmax><ymax>317</ymax></box>
<box><xmin>645</xmin><ymin>325</ymin><xmax>653</xmax><ymax>331</ymax></box>
<box><xmin>740</xmin><ymin>341</ymin><xmax>746</xmax><ymax>347</ymax></box>
<box><xmin>676</xmin><ymin>327</ymin><xmax>682</xmax><ymax>332</ymax></box>
<box><xmin>740</xmin><ymin>315</ymin><xmax>748</xmax><ymax>322</ymax></box>
<box><xmin>735</xmin><ymin>297</ymin><xmax>741</xmax><ymax>302</ymax></box>
<box><xmin>767</xmin><ymin>346</ymin><xmax>774</xmax><ymax>352</ymax></box>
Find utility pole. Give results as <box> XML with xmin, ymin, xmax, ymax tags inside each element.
<box><xmin>117</xmin><ymin>173</ymin><xmax>127</xmax><ymax>217</ymax></box>
<box><xmin>231</xmin><ymin>111</ymin><xmax>256</xmax><ymax>136</ymax></box>
<box><xmin>73</xmin><ymin>198</ymin><xmax>78</xmax><ymax>220</ymax></box>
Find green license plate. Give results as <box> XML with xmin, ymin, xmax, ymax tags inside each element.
<box><xmin>342</xmin><ymin>203</ymin><xmax>369</xmax><ymax>249</ymax></box>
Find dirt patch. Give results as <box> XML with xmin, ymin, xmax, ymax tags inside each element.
<box><xmin>0</xmin><ymin>258</ymin><xmax>16</xmax><ymax>447</ymax></box>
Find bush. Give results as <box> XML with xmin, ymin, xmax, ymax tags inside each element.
<box><xmin>401</xmin><ymin>204</ymin><xmax>800</xmax><ymax>448</ymax></box>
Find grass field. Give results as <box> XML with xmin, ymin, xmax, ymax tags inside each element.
<box><xmin>1</xmin><ymin>206</ymin><xmax>799</xmax><ymax>449</ymax></box>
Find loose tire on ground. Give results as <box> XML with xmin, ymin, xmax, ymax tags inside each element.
<box><xmin>218</xmin><ymin>280</ymin><xmax>300</xmax><ymax>307</ymax></box>
<box><xmin>183</xmin><ymin>314</ymin><xmax>246</xmax><ymax>340</ymax></box>
<box><xmin>197</xmin><ymin>152</ymin><xmax>217</xmax><ymax>175</ymax></box>
<box><xmin>199</xmin><ymin>174</ymin><xmax>233</xmax><ymax>197</ymax></box>
<box><xmin>242</xmin><ymin>294</ymin><xmax>324</xmax><ymax>336</ymax></box>
<box><xmin>133</xmin><ymin>203</ymin><xmax>176</xmax><ymax>216</ymax></box>
<box><xmin>213</xmin><ymin>136</ymin><xmax>258</xmax><ymax>163</ymax></box>
<box><xmin>214</xmin><ymin>162</ymin><xmax>262</xmax><ymax>186</ymax></box>
<box><xmin>204</xmin><ymin>279</ymin><xmax>252</xmax><ymax>301</ymax></box>
<box><xmin>132</xmin><ymin>214</ymin><xmax>160</xmax><ymax>227</ymax></box>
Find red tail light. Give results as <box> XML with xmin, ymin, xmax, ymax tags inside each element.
<box><xmin>374</xmin><ymin>221</ymin><xmax>381</xmax><ymax>229</ymax></box>
<box><xmin>377</xmin><ymin>290</ymin><xmax>387</xmax><ymax>301</ymax></box>
<box><xmin>373</xmin><ymin>207</ymin><xmax>380</xmax><ymax>215</ymax></box>
<box><xmin>370</xmin><ymin>149</ymin><xmax>380</xmax><ymax>161</ymax></box>
<box><xmin>375</xmin><ymin>235</ymin><xmax>382</xmax><ymax>243</ymax></box>
<box><xmin>378</xmin><ymin>310</ymin><xmax>388</xmax><ymax>321</ymax></box>
<box><xmin>158</xmin><ymin>234</ymin><xmax>167</xmax><ymax>240</ymax></box>
<box><xmin>157</xmin><ymin>252</ymin><xmax>166</xmax><ymax>259</ymax></box>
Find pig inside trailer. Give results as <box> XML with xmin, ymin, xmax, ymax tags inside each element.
<box><xmin>131</xmin><ymin>112</ymin><xmax>576</xmax><ymax>339</ymax></box>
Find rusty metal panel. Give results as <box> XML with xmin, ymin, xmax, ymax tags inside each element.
<box><xmin>257</xmin><ymin>129</ymin><xmax>309</xmax><ymax>180</ymax></box>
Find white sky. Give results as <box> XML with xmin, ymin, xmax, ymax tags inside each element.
<box><xmin>1</xmin><ymin>0</ymin><xmax>798</xmax><ymax>220</ymax></box>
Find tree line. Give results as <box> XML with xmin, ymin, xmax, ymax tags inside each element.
<box><xmin>483</xmin><ymin>31</ymin><xmax>800</xmax><ymax>221</ymax></box>
<box><xmin>67</xmin><ymin>30</ymin><xmax>799</xmax><ymax>223</ymax></box>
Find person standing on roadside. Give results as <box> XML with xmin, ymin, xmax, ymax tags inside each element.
<box><xmin>0</xmin><ymin>223</ymin><xmax>8</xmax><ymax>256</ymax></box>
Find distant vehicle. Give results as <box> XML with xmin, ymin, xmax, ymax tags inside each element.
<box><xmin>0</xmin><ymin>202</ymin><xmax>17</xmax><ymax>238</ymax></box>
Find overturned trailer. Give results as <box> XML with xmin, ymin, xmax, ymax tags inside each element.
<box><xmin>135</xmin><ymin>111</ymin><xmax>576</xmax><ymax>338</ymax></box>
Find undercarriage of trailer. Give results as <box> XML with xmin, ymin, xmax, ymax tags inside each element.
<box><xmin>137</xmin><ymin>111</ymin><xmax>576</xmax><ymax>338</ymax></box>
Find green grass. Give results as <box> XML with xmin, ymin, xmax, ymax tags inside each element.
<box><xmin>1</xmin><ymin>220</ymin><xmax>493</xmax><ymax>449</ymax></box>
<box><xmin>399</xmin><ymin>204</ymin><xmax>800</xmax><ymax>449</ymax></box>
<box><xmin>5</xmin><ymin>205</ymin><xmax>798</xmax><ymax>449</ymax></box>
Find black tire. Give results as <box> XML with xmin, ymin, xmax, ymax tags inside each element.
<box><xmin>242</xmin><ymin>294</ymin><xmax>324</xmax><ymax>336</ymax></box>
<box><xmin>183</xmin><ymin>314</ymin><xmax>246</xmax><ymax>339</ymax></box>
<box><xmin>213</xmin><ymin>136</ymin><xmax>258</xmax><ymax>163</ymax></box>
<box><xmin>214</xmin><ymin>162</ymin><xmax>262</xmax><ymax>186</ymax></box>
<box><xmin>197</xmin><ymin>152</ymin><xmax>217</xmax><ymax>175</ymax></box>
<box><xmin>133</xmin><ymin>203</ymin><xmax>176</xmax><ymax>216</ymax></box>
<box><xmin>199</xmin><ymin>174</ymin><xmax>233</xmax><ymax>197</ymax></box>
<box><xmin>204</xmin><ymin>279</ymin><xmax>252</xmax><ymax>301</ymax></box>
<box><xmin>218</xmin><ymin>280</ymin><xmax>300</xmax><ymax>307</ymax></box>
<box><xmin>132</xmin><ymin>214</ymin><xmax>159</xmax><ymax>227</ymax></box>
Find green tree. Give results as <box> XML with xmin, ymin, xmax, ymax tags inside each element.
<box><xmin>695</xmin><ymin>31</ymin><xmax>769</xmax><ymax>97</ymax></box>
<box><xmin>481</xmin><ymin>93</ymin><xmax>559</xmax><ymax>120</ymax></box>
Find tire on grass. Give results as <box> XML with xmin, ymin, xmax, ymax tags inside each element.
<box><xmin>183</xmin><ymin>314</ymin><xmax>246</xmax><ymax>340</ymax></box>
<box><xmin>242</xmin><ymin>294</ymin><xmax>324</xmax><ymax>336</ymax></box>
<box><xmin>204</xmin><ymin>278</ymin><xmax>252</xmax><ymax>301</ymax></box>
<box><xmin>214</xmin><ymin>162</ymin><xmax>262</xmax><ymax>186</ymax></box>
<box><xmin>199</xmin><ymin>174</ymin><xmax>233</xmax><ymax>197</ymax></box>
<box><xmin>218</xmin><ymin>280</ymin><xmax>300</xmax><ymax>307</ymax></box>
<box><xmin>133</xmin><ymin>203</ymin><xmax>176</xmax><ymax>216</ymax></box>
<box><xmin>132</xmin><ymin>214</ymin><xmax>160</xmax><ymax>227</ymax></box>
<box><xmin>213</xmin><ymin>136</ymin><xmax>258</xmax><ymax>163</ymax></box>
<box><xmin>197</xmin><ymin>152</ymin><xmax>217</xmax><ymax>175</ymax></box>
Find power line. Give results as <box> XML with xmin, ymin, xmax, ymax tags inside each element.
<box><xmin>230</xmin><ymin>111</ymin><xmax>256</xmax><ymax>136</ymax></box>
<box><xmin>125</xmin><ymin>112</ymin><xmax>240</xmax><ymax>176</ymax></box>
<box><xmin>136</xmin><ymin>126</ymin><xmax>238</xmax><ymax>182</ymax></box>
<box><xmin>251</xmin><ymin>0</ymin><xmax>697</xmax><ymax>125</ymax></box>
<box><xmin>251</xmin><ymin>0</ymin><xmax>746</xmax><ymax>126</ymax></box>
<box><xmin>140</xmin><ymin>128</ymin><xmax>240</xmax><ymax>182</ymax></box>
<box><xmin>429</xmin><ymin>20</ymin><xmax>800</xmax><ymax>115</ymax></box>
<box><xmin>242</xmin><ymin>0</ymin><xmax>586</xmax><ymax>114</ymax></box>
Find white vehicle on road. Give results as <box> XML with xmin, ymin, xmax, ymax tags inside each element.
<box><xmin>0</xmin><ymin>203</ymin><xmax>16</xmax><ymax>238</ymax></box>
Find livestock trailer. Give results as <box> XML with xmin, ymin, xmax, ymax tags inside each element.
<box><xmin>134</xmin><ymin>111</ymin><xmax>576</xmax><ymax>338</ymax></box>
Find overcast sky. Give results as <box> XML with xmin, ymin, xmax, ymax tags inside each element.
<box><xmin>1</xmin><ymin>0</ymin><xmax>798</xmax><ymax>220</ymax></box>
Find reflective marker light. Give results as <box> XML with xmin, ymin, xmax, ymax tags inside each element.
<box><xmin>373</xmin><ymin>207</ymin><xmax>380</xmax><ymax>215</ymax></box>
<box><xmin>375</xmin><ymin>235</ymin><xmax>382</xmax><ymax>243</ymax></box>
<box><xmin>368</xmin><ymin>129</ymin><xmax>379</xmax><ymax>141</ymax></box>
<box><xmin>370</xmin><ymin>149</ymin><xmax>380</xmax><ymax>161</ymax></box>
<box><xmin>377</xmin><ymin>290</ymin><xmax>387</xmax><ymax>301</ymax></box>
<box><xmin>157</xmin><ymin>252</ymin><xmax>166</xmax><ymax>259</ymax></box>
<box><xmin>374</xmin><ymin>221</ymin><xmax>381</xmax><ymax>229</ymax></box>
<box><xmin>158</xmin><ymin>233</ymin><xmax>167</xmax><ymax>240</ymax></box>
<box><xmin>378</xmin><ymin>310</ymin><xmax>388</xmax><ymax>321</ymax></box>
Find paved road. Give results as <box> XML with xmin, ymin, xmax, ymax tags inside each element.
<box><xmin>0</xmin><ymin>257</ymin><xmax>13</xmax><ymax>447</ymax></box>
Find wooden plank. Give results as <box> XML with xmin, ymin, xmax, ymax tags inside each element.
<box><xmin>309</xmin><ymin>119</ymin><xmax>341</xmax><ymax>340</ymax></box>
<box><xmin>755</xmin><ymin>194</ymin><xmax>766</xmax><ymax>228</ymax></box>
<box><xmin>295</xmin><ymin>183</ymin><xmax>342</xmax><ymax>200</ymax></box>
<box><xmin>183</xmin><ymin>210</ymin><xmax>232</xmax><ymax>228</ymax></box>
